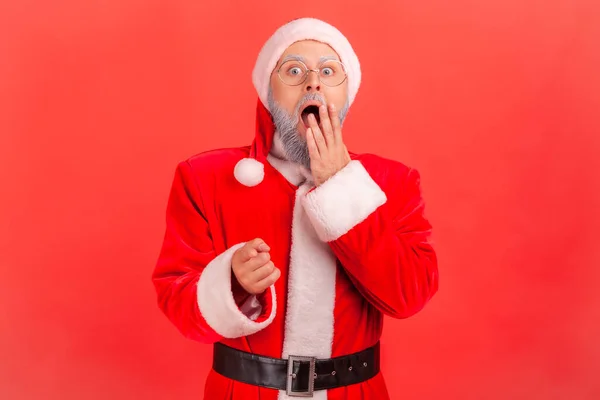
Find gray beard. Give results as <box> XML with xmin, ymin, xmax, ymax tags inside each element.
<box><xmin>267</xmin><ymin>87</ymin><xmax>350</xmax><ymax>170</ymax></box>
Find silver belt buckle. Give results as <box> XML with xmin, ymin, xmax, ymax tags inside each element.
<box><xmin>286</xmin><ymin>355</ymin><xmax>316</xmax><ymax>397</ymax></box>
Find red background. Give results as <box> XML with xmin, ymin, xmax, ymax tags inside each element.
<box><xmin>2</xmin><ymin>0</ymin><xmax>599</xmax><ymax>399</ymax></box>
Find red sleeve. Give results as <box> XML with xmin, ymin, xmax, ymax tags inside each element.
<box><xmin>152</xmin><ymin>161</ymin><xmax>276</xmax><ymax>343</ymax></box>
<box><xmin>302</xmin><ymin>160</ymin><xmax>438</xmax><ymax>319</ymax></box>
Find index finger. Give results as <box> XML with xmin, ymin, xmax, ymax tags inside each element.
<box><xmin>247</xmin><ymin>237</ymin><xmax>270</xmax><ymax>252</ymax></box>
<box><xmin>237</xmin><ymin>239</ymin><xmax>263</xmax><ymax>262</ymax></box>
<box><xmin>328</xmin><ymin>103</ymin><xmax>342</xmax><ymax>143</ymax></box>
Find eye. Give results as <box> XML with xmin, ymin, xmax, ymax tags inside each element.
<box><xmin>321</xmin><ymin>67</ymin><xmax>334</xmax><ymax>76</ymax></box>
<box><xmin>288</xmin><ymin>67</ymin><xmax>303</xmax><ymax>76</ymax></box>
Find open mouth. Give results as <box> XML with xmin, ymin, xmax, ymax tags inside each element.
<box><xmin>300</xmin><ymin>104</ymin><xmax>321</xmax><ymax>127</ymax></box>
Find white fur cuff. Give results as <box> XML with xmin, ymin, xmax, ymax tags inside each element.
<box><xmin>197</xmin><ymin>243</ymin><xmax>277</xmax><ymax>338</ymax></box>
<box><xmin>302</xmin><ymin>161</ymin><xmax>387</xmax><ymax>242</ymax></box>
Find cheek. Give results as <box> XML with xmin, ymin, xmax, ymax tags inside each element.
<box><xmin>272</xmin><ymin>86</ymin><xmax>301</xmax><ymax>115</ymax></box>
<box><xmin>324</xmin><ymin>85</ymin><xmax>349</xmax><ymax>110</ymax></box>
<box><xmin>326</xmin><ymin>93</ymin><xmax>347</xmax><ymax>111</ymax></box>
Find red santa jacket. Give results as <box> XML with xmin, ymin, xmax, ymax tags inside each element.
<box><xmin>152</xmin><ymin>99</ymin><xmax>439</xmax><ymax>400</ymax></box>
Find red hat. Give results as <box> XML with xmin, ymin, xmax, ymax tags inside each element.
<box><xmin>234</xmin><ymin>18</ymin><xmax>361</xmax><ymax>187</ymax></box>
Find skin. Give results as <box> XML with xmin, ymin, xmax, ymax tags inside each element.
<box><xmin>232</xmin><ymin>40</ymin><xmax>353</xmax><ymax>294</ymax></box>
<box><xmin>232</xmin><ymin>238</ymin><xmax>280</xmax><ymax>295</ymax></box>
<box><xmin>269</xmin><ymin>40</ymin><xmax>349</xmax><ymax>139</ymax></box>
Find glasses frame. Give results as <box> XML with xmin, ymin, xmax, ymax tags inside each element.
<box><xmin>276</xmin><ymin>59</ymin><xmax>348</xmax><ymax>87</ymax></box>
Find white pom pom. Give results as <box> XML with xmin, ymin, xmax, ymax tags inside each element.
<box><xmin>234</xmin><ymin>158</ymin><xmax>264</xmax><ymax>187</ymax></box>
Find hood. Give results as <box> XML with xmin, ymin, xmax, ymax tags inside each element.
<box><xmin>251</xmin><ymin>97</ymin><xmax>276</xmax><ymax>164</ymax></box>
<box><xmin>233</xmin><ymin>98</ymin><xmax>276</xmax><ymax>187</ymax></box>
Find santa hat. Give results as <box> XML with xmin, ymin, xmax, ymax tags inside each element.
<box><xmin>233</xmin><ymin>17</ymin><xmax>362</xmax><ymax>187</ymax></box>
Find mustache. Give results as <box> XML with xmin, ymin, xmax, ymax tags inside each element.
<box><xmin>293</xmin><ymin>93</ymin><xmax>327</xmax><ymax>118</ymax></box>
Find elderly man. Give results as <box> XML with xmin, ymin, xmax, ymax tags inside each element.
<box><xmin>152</xmin><ymin>17</ymin><xmax>438</xmax><ymax>400</ymax></box>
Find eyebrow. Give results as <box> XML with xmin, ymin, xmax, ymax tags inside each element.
<box><xmin>280</xmin><ymin>54</ymin><xmax>306</xmax><ymax>64</ymax></box>
<box><xmin>279</xmin><ymin>54</ymin><xmax>340</xmax><ymax>65</ymax></box>
<box><xmin>319</xmin><ymin>55</ymin><xmax>339</xmax><ymax>63</ymax></box>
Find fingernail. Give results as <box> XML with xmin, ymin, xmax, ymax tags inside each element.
<box><xmin>330</xmin><ymin>104</ymin><xmax>336</xmax><ymax>111</ymax></box>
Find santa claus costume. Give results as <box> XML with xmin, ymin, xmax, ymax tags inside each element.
<box><xmin>152</xmin><ymin>17</ymin><xmax>439</xmax><ymax>400</ymax></box>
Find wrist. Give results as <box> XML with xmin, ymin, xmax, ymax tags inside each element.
<box><xmin>231</xmin><ymin>271</ymin><xmax>251</xmax><ymax>305</ymax></box>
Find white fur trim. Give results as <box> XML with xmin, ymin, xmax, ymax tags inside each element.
<box><xmin>253</xmin><ymin>18</ymin><xmax>361</xmax><ymax>111</ymax></box>
<box><xmin>234</xmin><ymin>158</ymin><xmax>265</xmax><ymax>187</ymax></box>
<box><xmin>267</xmin><ymin>154</ymin><xmax>305</xmax><ymax>186</ymax></box>
<box><xmin>302</xmin><ymin>160</ymin><xmax>387</xmax><ymax>242</ymax></box>
<box><xmin>197</xmin><ymin>243</ymin><xmax>277</xmax><ymax>338</ymax></box>
<box><xmin>278</xmin><ymin>183</ymin><xmax>337</xmax><ymax>400</ymax></box>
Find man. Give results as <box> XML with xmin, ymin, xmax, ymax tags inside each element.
<box><xmin>152</xmin><ymin>17</ymin><xmax>438</xmax><ymax>400</ymax></box>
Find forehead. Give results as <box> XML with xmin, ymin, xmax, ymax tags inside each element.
<box><xmin>277</xmin><ymin>40</ymin><xmax>340</xmax><ymax>64</ymax></box>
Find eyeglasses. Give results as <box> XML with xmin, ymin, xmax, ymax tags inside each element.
<box><xmin>276</xmin><ymin>59</ymin><xmax>348</xmax><ymax>87</ymax></box>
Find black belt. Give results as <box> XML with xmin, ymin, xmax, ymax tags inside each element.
<box><xmin>212</xmin><ymin>341</ymin><xmax>380</xmax><ymax>397</ymax></box>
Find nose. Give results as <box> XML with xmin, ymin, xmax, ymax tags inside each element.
<box><xmin>304</xmin><ymin>70</ymin><xmax>321</xmax><ymax>93</ymax></box>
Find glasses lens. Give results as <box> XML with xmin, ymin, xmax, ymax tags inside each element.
<box><xmin>278</xmin><ymin>60</ymin><xmax>308</xmax><ymax>85</ymax></box>
<box><xmin>319</xmin><ymin>60</ymin><xmax>347</xmax><ymax>86</ymax></box>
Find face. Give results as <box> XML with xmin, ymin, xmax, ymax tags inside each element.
<box><xmin>268</xmin><ymin>40</ymin><xmax>350</xmax><ymax>169</ymax></box>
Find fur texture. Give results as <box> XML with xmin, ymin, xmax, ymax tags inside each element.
<box><xmin>197</xmin><ymin>243</ymin><xmax>277</xmax><ymax>338</ymax></box>
<box><xmin>278</xmin><ymin>183</ymin><xmax>338</xmax><ymax>400</ymax></box>
<box><xmin>302</xmin><ymin>160</ymin><xmax>388</xmax><ymax>242</ymax></box>
<box><xmin>234</xmin><ymin>157</ymin><xmax>265</xmax><ymax>187</ymax></box>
